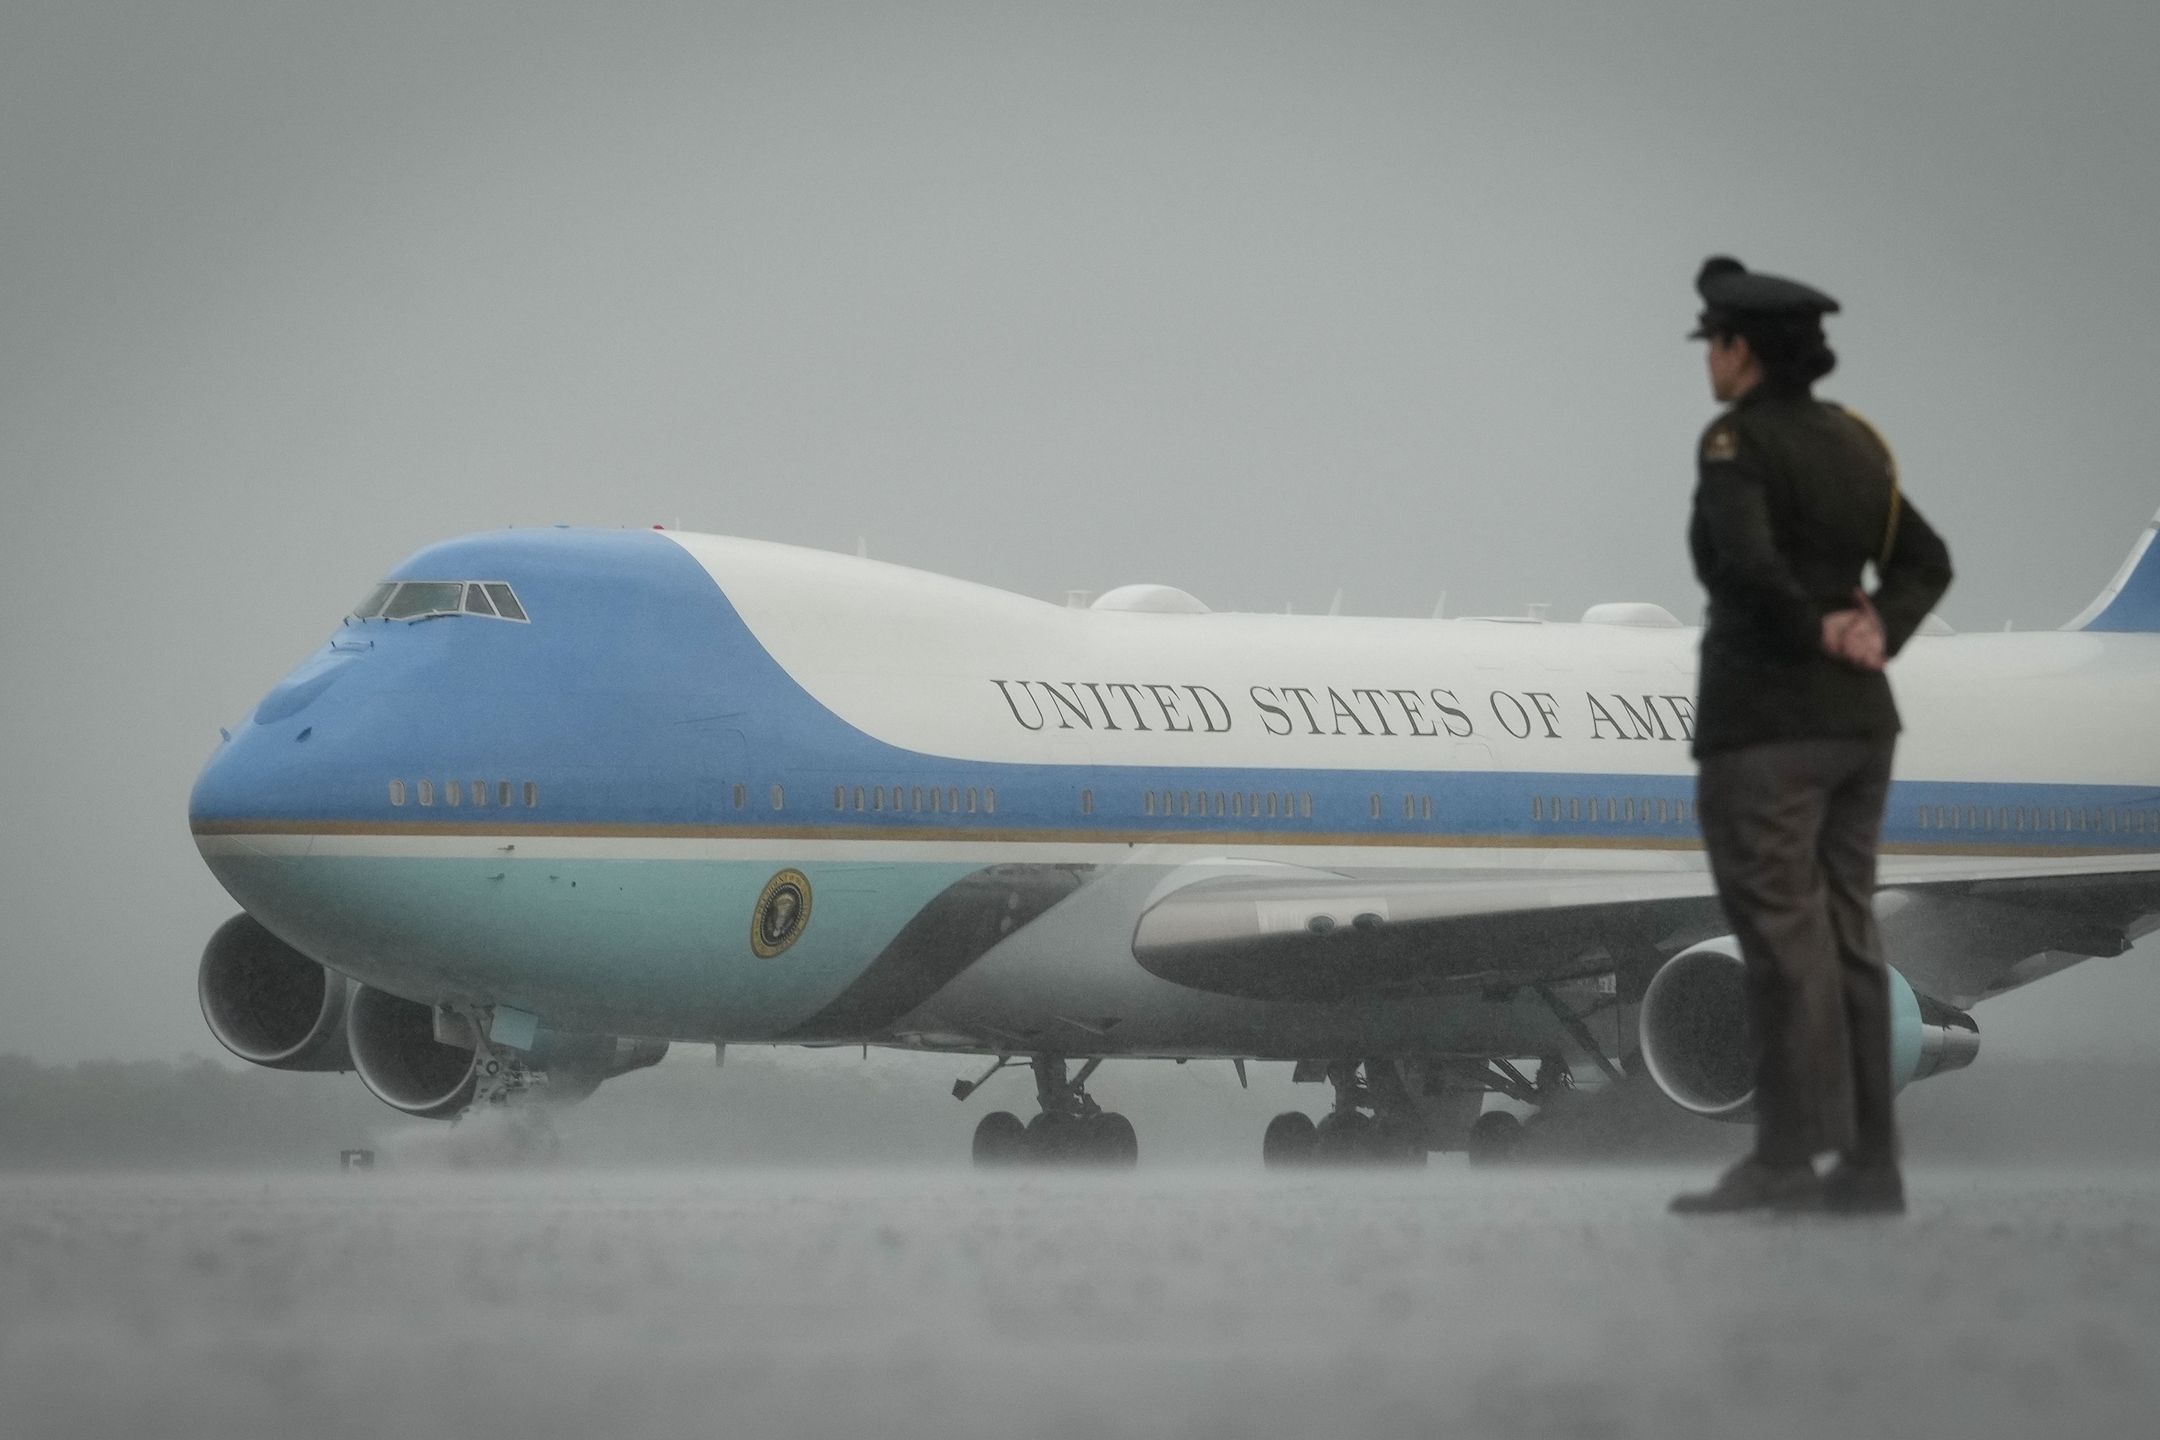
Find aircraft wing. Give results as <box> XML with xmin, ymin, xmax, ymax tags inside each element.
<box><xmin>1132</xmin><ymin>854</ymin><xmax>2160</xmax><ymax>1008</ymax></box>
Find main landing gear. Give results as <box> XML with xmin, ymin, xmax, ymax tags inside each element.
<box><xmin>1262</xmin><ymin>1059</ymin><xmax>1429</xmax><ymax>1168</ymax></box>
<box><xmin>964</xmin><ymin>1055</ymin><xmax>1137</xmax><ymax>1168</ymax></box>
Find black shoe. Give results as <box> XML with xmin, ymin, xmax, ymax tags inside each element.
<box><xmin>1822</xmin><ymin>1160</ymin><xmax>1905</xmax><ymax>1215</ymax></box>
<box><xmin>1670</xmin><ymin>1159</ymin><xmax>1822</xmax><ymax>1215</ymax></box>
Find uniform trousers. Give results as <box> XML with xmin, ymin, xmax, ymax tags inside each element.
<box><xmin>1695</xmin><ymin>737</ymin><xmax>1899</xmax><ymax>1167</ymax></box>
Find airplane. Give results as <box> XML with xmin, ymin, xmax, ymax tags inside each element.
<box><xmin>188</xmin><ymin>514</ymin><xmax>2160</xmax><ymax>1165</ymax></box>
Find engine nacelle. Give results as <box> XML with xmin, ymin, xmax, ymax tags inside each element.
<box><xmin>198</xmin><ymin>913</ymin><xmax>352</xmax><ymax>1071</ymax></box>
<box><xmin>1638</xmin><ymin>936</ymin><xmax>1980</xmax><ymax>1120</ymax></box>
<box><xmin>347</xmin><ymin>985</ymin><xmax>481</xmax><ymax>1119</ymax></box>
<box><xmin>345</xmin><ymin>983</ymin><xmax>672</xmax><ymax>1119</ymax></box>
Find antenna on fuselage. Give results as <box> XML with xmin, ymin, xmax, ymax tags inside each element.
<box><xmin>1432</xmin><ymin>591</ymin><xmax>1448</xmax><ymax>620</ymax></box>
<box><xmin>1327</xmin><ymin>588</ymin><xmax>1344</xmax><ymax>616</ymax></box>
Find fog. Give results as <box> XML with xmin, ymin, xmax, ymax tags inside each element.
<box><xmin>7</xmin><ymin>1167</ymin><xmax>2159</xmax><ymax>1440</ymax></box>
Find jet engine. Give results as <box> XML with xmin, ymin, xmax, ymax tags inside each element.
<box><xmin>1637</xmin><ymin>936</ymin><xmax>1980</xmax><ymax>1120</ymax></box>
<box><xmin>345</xmin><ymin>982</ymin><xmax>671</xmax><ymax>1119</ymax></box>
<box><xmin>198</xmin><ymin>912</ymin><xmax>352</xmax><ymax>1071</ymax></box>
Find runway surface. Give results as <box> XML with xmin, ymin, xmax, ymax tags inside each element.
<box><xmin>3</xmin><ymin>1165</ymin><xmax>2155</xmax><ymax>1440</ymax></box>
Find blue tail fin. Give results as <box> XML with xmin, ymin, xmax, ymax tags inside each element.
<box><xmin>2069</xmin><ymin>510</ymin><xmax>2160</xmax><ymax>632</ymax></box>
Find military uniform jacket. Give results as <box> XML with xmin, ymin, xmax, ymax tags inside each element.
<box><xmin>1688</xmin><ymin>382</ymin><xmax>1953</xmax><ymax>757</ymax></box>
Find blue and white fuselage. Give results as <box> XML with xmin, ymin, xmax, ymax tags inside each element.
<box><xmin>188</xmin><ymin>524</ymin><xmax>2160</xmax><ymax>1136</ymax></box>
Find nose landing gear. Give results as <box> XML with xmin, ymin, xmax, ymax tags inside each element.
<box><xmin>966</xmin><ymin>1055</ymin><xmax>1137</xmax><ymax>1168</ymax></box>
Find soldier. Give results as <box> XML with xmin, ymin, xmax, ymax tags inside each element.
<box><xmin>1670</xmin><ymin>256</ymin><xmax>1954</xmax><ymax>1216</ymax></box>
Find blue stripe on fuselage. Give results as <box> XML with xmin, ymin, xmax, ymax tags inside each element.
<box><xmin>189</xmin><ymin>528</ymin><xmax>2160</xmax><ymax>854</ymax></box>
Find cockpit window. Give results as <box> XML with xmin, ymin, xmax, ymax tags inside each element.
<box><xmin>482</xmin><ymin>583</ymin><xmax>527</xmax><ymax>622</ymax></box>
<box><xmin>382</xmin><ymin>582</ymin><xmax>466</xmax><ymax>620</ymax></box>
<box><xmin>351</xmin><ymin>583</ymin><xmax>397</xmax><ymax>619</ymax></box>
<box><xmin>351</xmin><ymin>581</ymin><xmax>531</xmax><ymax>624</ymax></box>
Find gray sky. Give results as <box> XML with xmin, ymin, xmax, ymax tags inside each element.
<box><xmin>4</xmin><ymin>1</ymin><xmax>2158</xmax><ymax>1062</ymax></box>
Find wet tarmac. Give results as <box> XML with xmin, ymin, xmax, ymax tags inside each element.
<box><xmin>3</xmin><ymin>1165</ymin><xmax>2155</xmax><ymax>1440</ymax></box>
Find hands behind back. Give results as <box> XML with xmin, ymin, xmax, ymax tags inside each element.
<box><xmin>1820</xmin><ymin>590</ymin><xmax>1887</xmax><ymax>672</ymax></box>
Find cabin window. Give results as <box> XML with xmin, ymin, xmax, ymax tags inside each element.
<box><xmin>913</xmin><ymin>786</ymin><xmax>924</xmax><ymax>811</ymax></box>
<box><xmin>833</xmin><ymin>786</ymin><xmax>845</xmax><ymax>810</ymax></box>
<box><xmin>470</xmin><ymin>780</ymin><xmax>488</xmax><ymax>808</ymax></box>
<box><xmin>770</xmin><ymin>784</ymin><xmax>784</xmax><ymax>811</ymax></box>
<box><xmin>502</xmin><ymin>781</ymin><xmax>516</xmax><ymax>808</ymax></box>
<box><xmin>872</xmin><ymin>787</ymin><xmax>884</xmax><ymax>812</ymax></box>
<box><xmin>930</xmin><ymin>788</ymin><xmax>942</xmax><ymax>813</ymax></box>
<box><xmin>1081</xmin><ymin>789</ymin><xmax>1094</xmax><ymax>815</ymax></box>
<box><xmin>1232</xmin><ymin>793</ymin><xmax>1244</xmax><ymax>818</ymax></box>
<box><xmin>1567</xmin><ymin>798</ymin><xmax>1579</xmax><ymax>822</ymax></box>
<box><xmin>1372</xmin><ymin>795</ymin><xmax>1384</xmax><ymax>820</ymax></box>
<box><xmin>389</xmin><ymin>779</ymin><xmax>407</xmax><ymax>806</ymax></box>
<box><xmin>984</xmin><ymin>788</ymin><xmax>997</xmax><ymax>814</ymax></box>
<box><xmin>966</xmin><ymin>788</ymin><xmax>979</xmax><ymax>813</ymax></box>
<box><xmin>417</xmin><ymin>779</ymin><xmax>434</xmax><ymax>806</ymax></box>
<box><xmin>444</xmin><ymin>780</ymin><xmax>462</xmax><ymax>807</ymax></box>
<box><xmin>1144</xmin><ymin>791</ymin><xmax>1156</xmax><ymax>816</ymax></box>
<box><xmin>1300</xmin><ymin>794</ymin><xmax>1313</xmax><ymax>819</ymax></box>
<box><xmin>524</xmin><ymin>782</ymin><xmax>539</xmax><ymax>808</ymax></box>
<box><xmin>852</xmin><ymin>786</ymin><xmax>865</xmax><ymax>811</ymax></box>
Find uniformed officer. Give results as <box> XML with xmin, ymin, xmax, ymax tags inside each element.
<box><xmin>1671</xmin><ymin>256</ymin><xmax>1954</xmax><ymax>1216</ymax></box>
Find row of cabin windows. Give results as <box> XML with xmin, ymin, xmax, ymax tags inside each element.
<box><xmin>387</xmin><ymin>779</ymin><xmax>792</xmax><ymax>813</ymax></box>
<box><xmin>390</xmin><ymin>778</ymin><xmax>539</xmax><ymax>809</ymax></box>
<box><xmin>1146</xmin><ymin>790</ymin><xmax>1313</xmax><ymax>820</ymax></box>
<box><xmin>1916</xmin><ymin>804</ymin><xmax>2157</xmax><ymax>834</ymax></box>
<box><xmin>832</xmin><ymin>784</ymin><xmax>997</xmax><ymax>816</ymax></box>
<box><xmin>1368</xmin><ymin>794</ymin><xmax>1436</xmax><ymax>821</ymax></box>
<box><xmin>1531</xmin><ymin>794</ymin><xmax>1696</xmax><ymax>825</ymax></box>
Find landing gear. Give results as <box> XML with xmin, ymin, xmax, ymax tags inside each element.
<box><xmin>442</xmin><ymin>1015</ymin><xmax>563</xmax><ymax>1165</ymax></box>
<box><xmin>964</xmin><ymin>1055</ymin><xmax>1137</xmax><ymax>1168</ymax></box>
<box><xmin>1262</xmin><ymin>1111</ymin><xmax>1318</xmax><ymax>1168</ymax></box>
<box><xmin>971</xmin><ymin>1110</ymin><xmax>1028</xmax><ymax>1165</ymax></box>
<box><xmin>1465</xmin><ymin>1110</ymin><xmax>1524</xmax><ymax>1166</ymax></box>
<box><xmin>1264</xmin><ymin>1059</ymin><xmax>1429</xmax><ymax>1168</ymax></box>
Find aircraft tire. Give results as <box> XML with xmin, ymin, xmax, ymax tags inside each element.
<box><xmin>1024</xmin><ymin>1110</ymin><xmax>1075</xmax><ymax>1162</ymax></box>
<box><xmin>1262</xmin><ymin>1111</ymin><xmax>1318</xmax><ymax>1169</ymax></box>
<box><xmin>1089</xmin><ymin>1112</ymin><xmax>1139</xmax><ymax>1169</ymax></box>
<box><xmin>1466</xmin><ymin>1110</ymin><xmax>1525</xmax><ymax>1166</ymax></box>
<box><xmin>972</xmin><ymin>1110</ymin><xmax>1029</xmax><ymax>1166</ymax></box>
<box><xmin>1312</xmin><ymin>1110</ymin><xmax>1375</xmax><ymax>1166</ymax></box>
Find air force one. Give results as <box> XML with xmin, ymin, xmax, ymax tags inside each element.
<box><xmin>189</xmin><ymin>517</ymin><xmax>2160</xmax><ymax>1164</ymax></box>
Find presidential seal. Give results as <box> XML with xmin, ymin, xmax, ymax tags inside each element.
<box><xmin>750</xmin><ymin>869</ymin><xmax>813</xmax><ymax>958</ymax></box>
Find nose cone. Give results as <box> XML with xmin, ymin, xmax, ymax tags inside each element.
<box><xmin>192</xmin><ymin>636</ymin><xmax>383</xmax><ymax>830</ymax></box>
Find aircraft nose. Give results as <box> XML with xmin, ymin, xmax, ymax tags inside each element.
<box><xmin>191</xmin><ymin>633</ymin><xmax>387</xmax><ymax>830</ymax></box>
